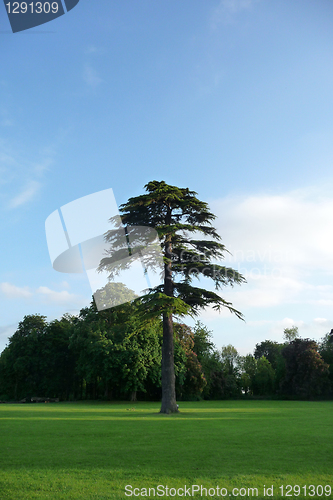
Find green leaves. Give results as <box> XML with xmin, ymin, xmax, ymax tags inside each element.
<box><xmin>134</xmin><ymin>293</ymin><xmax>192</xmax><ymax>321</ymax></box>
<box><xmin>99</xmin><ymin>180</ymin><xmax>246</xmax><ymax>319</ymax></box>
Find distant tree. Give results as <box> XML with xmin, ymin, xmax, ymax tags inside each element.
<box><xmin>240</xmin><ymin>354</ymin><xmax>257</xmax><ymax>395</ymax></box>
<box><xmin>283</xmin><ymin>326</ymin><xmax>299</xmax><ymax>343</ymax></box>
<box><xmin>40</xmin><ymin>316</ymin><xmax>76</xmax><ymax>399</ymax></box>
<box><xmin>69</xmin><ymin>306</ymin><xmax>113</xmax><ymax>399</ymax></box>
<box><xmin>254</xmin><ymin>340</ymin><xmax>283</xmax><ymax>370</ymax></box>
<box><xmin>254</xmin><ymin>339</ymin><xmax>286</xmax><ymax>392</ymax></box>
<box><xmin>319</xmin><ymin>330</ymin><xmax>333</xmax><ymax>356</ymax></box>
<box><xmin>174</xmin><ymin>323</ymin><xmax>206</xmax><ymax>400</ymax></box>
<box><xmin>221</xmin><ymin>344</ymin><xmax>240</xmax><ymax>375</ymax></box>
<box><xmin>0</xmin><ymin>347</ymin><xmax>13</xmax><ymax>400</ymax></box>
<box><xmin>191</xmin><ymin>321</ymin><xmax>217</xmax><ymax>398</ymax></box>
<box><xmin>281</xmin><ymin>339</ymin><xmax>330</xmax><ymax>398</ymax></box>
<box><xmin>13</xmin><ymin>314</ymin><xmax>48</xmax><ymax>339</ymax></box>
<box><xmin>192</xmin><ymin>321</ymin><xmax>215</xmax><ymax>364</ymax></box>
<box><xmin>98</xmin><ymin>180</ymin><xmax>246</xmax><ymax>413</ymax></box>
<box><xmin>252</xmin><ymin>356</ymin><xmax>275</xmax><ymax>396</ymax></box>
<box><xmin>0</xmin><ymin>314</ymin><xmax>76</xmax><ymax>401</ymax></box>
<box><xmin>70</xmin><ymin>299</ymin><xmax>162</xmax><ymax>401</ymax></box>
<box><xmin>2</xmin><ymin>315</ymin><xmax>48</xmax><ymax>399</ymax></box>
<box><xmin>197</xmin><ymin>350</ymin><xmax>224</xmax><ymax>400</ymax></box>
<box><xmin>319</xmin><ymin>330</ymin><xmax>333</xmax><ymax>390</ymax></box>
<box><xmin>219</xmin><ymin>345</ymin><xmax>241</xmax><ymax>398</ymax></box>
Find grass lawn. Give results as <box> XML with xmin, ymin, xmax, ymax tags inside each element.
<box><xmin>0</xmin><ymin>400</ymin><xmax>332</xmax><ymax>499</ymax></box>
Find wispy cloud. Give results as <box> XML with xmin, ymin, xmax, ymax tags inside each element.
<box><xmin>0</xmin><ymin>104</ymin><xmax>14</xmax><ymax>127</ymax></box>
<box><xmin>1</xmin><ymin>119</ymin><xmax>14</xmax><ymax>127</ymax></box>
<box><xmin>8</xmin><ymin>180</ymin><xmax>41</xmax><ymax>209</ymax></box>
<box><xmin>0</xmin><ymin>148</ymin><xmax>17</xmax><ymax>169</ymax></box>
<box><xmin>83</xmin><ymin>64</ymin><xmax>103</xmax><ymax>87</ymax></box>
<box><xmin>211</xmin><ymin>0</ymin><xmax>260</xmax><ymax>26</ymax></box>
<box><xmin>221</xmin><ymin>0</ymin><xmax>256</xmax><ymax>14</ymax></box>
<box><xmin>37</xmin><ymin>286</ymin><xmax>82</xmax><ymax>305</ymax></box>
<box><xmin>85</xmin><ymin>45</ymin><xmax>104</xmax><ymax>55</ymax></box>
<box><xmin>32</xmin><ymin>157</ymin><xmax>53</xmax><ymax>175</ymax></box>
<box><xmin>0</xmin><ymin>282</ymin><xmax>32</xmax><ymax>298</ymax></box>
<box><xmin>0</xmin><ymin>281</ymin><xmax>85</xmax><ymax>308</ymax></box>
<box><xmin>0</xmin><ymin>133</ymin><xmax>58</xmax><ymax>209</ymax></box>
<box><xmin>85</xmin><ymin>45</ymin><xmax>98</xmax><ymax>54</ymax></box>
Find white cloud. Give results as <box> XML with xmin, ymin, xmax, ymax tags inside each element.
<box><xmin>36</xmin><ymin>286</ymin><xmax>82</xmax><ymax>305</ymax></box>
<box><xmin>211</xmin><ymin>188</ymin><xmax>333</xmax><ymax>274</ymax></box>
<box><xmin>194</xmin><ymin>188</ymin><xmax>333</xmax><ymax>312</ymax></box>
<box><xmin>189</xmin><ymin>311</ymin><xmax>331</xmax><ymax>355</ymax></box>
<box><xmin>312</xmin><ymin>299</ymin><xmax>333</xmax><ymax>306</ymax></box>
<box><xmin>59</xmin><ymin>281</ymin><xmax>70</xmax><ymax>290</ymax></box>
<box><xmin>0</xmin><ymin>282</ymin><xmax>32</xmax><ymax>298</ymax></box>
<box><xmin>229</xmin><ymin>277</ymin><xmax>301</xmax><ymax>309</ymax></box>
<box><xmin>264</xmin><ymin>317</ymin><xmax>331</xmax><ymax>343</ymax></box>
<box><xmin>83</xmin><ymin>65</ymin><xmax>103</xmax><ymax>87</ymax></box>
<box><xmin>314</xmin><ymin>317</ymin><xmax>330</xmax><ymax>325</ymax></box>
<box><xmin>0</xmin><ymin>282</ymin><xmax>84</xmax><ymax>307</ymax></box>
<box><xmin>8</xmin><ymin>180</ymin><xmax>41</xmax><ymax>208</ymax></box>
<box><xmin>192</xmin><ymin>183</ymin><xmax>333</xmax><ymax>347</ymax></box>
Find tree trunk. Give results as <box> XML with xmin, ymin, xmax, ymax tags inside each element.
<box><xmin>104</xmin><ymin>383</ymin><xmax>112</xmax><ymax>401</ymax></box>
<box><xmin>160</xmin><ymin>312</ymin><xmax>178</xmax><ymax>413</ymax></box>
<box><xmin>160</xmin><ymin>220</ymin><xmax>178</xmax><ymax>414</ymax></box>
<box><xmin>130</xmin><ymin>391</ymin><xmax>137</xmax><ymax>402</ymax></box>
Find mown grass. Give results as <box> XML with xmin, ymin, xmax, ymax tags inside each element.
<box><xmin>0</xmin><ymin>400</ymin><xmax>332</xmax><ymax>499</ymax></box>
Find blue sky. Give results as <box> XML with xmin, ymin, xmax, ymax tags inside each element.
<box><xmin>1</xmin><ymin>0</ymin><xmax>333</xmax><ymax>354</ymax></box>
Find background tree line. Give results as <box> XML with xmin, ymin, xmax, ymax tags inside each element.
<box><xmin>0</xmin><ymin>302</ymin><xmax>332</xmax><ymax>402</ymax></box>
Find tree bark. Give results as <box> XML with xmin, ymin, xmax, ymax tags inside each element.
<box><xmin>160</xmin><ymin>312</ymin><xmax>178</xmax><ymax>413</ymax></box>
<box><xmin>160</xmin><ymin>217</ymin><xmax>179</xmax><ymax>414</ymax></box>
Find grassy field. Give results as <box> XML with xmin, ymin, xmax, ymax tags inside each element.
<box><xmin>0</xmin><ymin>400</ymin><xmax>332</xmax><ymax>499</ymax></box>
